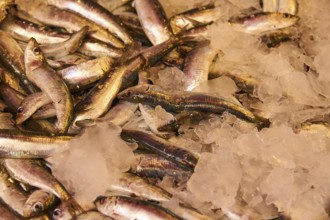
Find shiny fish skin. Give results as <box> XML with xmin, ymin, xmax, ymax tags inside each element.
<box><xmin>95</xmin><ymin>196</ymin><xmax>184</xmax><ymax>220</ymax></box>
<box><xmin>76</xmin><ymin>211</ymin><xmax>114</xmax><ymax>220</ymax></box>
<box><xmin>0</xmin><ymin>199</ymin><xmax>23</xmax><ymax>220</ymax></box>
<box><xmin>121</xmin><ymin>129</ymin><xmax>198</xmax><ymax>171</ymax></box>
<box><xmin>40</xmin><ymin>26</ymin><xmax>89</xmax><ymax>59</ymax></box>
<box><xmin>183</xmin><ymin>41</ymin><xmax>216</xmax><ymax>91</ymax></box>
<box><xmin>0</xmin><ymin>30</ymin><xmax>36</xmax><ymax>94</ymax></box>
<box><xmin>107</xmin><ymin>172</ymin><xmax>172</xmax><ymax>202</ymax></box>
<box><xmin>278</xmin><ymin>0</ymin><xmax>298</xmax><ymax>15</ymax></box>
<box><xmin>98</xmin><ymin>101</ymin><xmax>138</xmax><ymax>126</ymax></box>
<box><xmin>0</xmin><ymin>64</ymin><xmax>27</xmax><ymax>95</ymax></box>
<box><xmin>261</xmin><ymin>0</ymin><xmax>279</xmax><ymax>13</ymax></box>
<box><xmin>0</xmin><ymin>15</ymin><xmax>69</xmax><ymax>44</ymax></box>
<box><xmin>134</xmin><ymin>0</ymin><xmax>172</xmax><ymax>45</ymax></box>
<box><xmin>3</xmin><ymin>159</ymin><xmax>83</xmax><ymax>214</ymax></box>
<box><xmin>16</xmin><ymin>92</ymin><xmax>52</xmax><ymax>125</ymax></box>
<box><xmin>52</xmin><ymin>202</ymin><xmax>73</xmax><ymax>220</ymax></box>
<box><xmin>15</xmin><ymin>1</ymin><xmax>124</xmax><ymax>48</ymax></box>
<box><xmin>229</xmin><ymin>12</ymin><xmax>299</xmax><ymax>34</ymax></box>
<box><xmin>0</xmin><ymin>0</ymin><xmax>14</xmax><ymax>23</ymax></box>
<box><xmin>0</xmin><ymin>165</ymin><xmax>27</xmax><ymax>216</ymax></box>
<box><xmin>78</xmin><ymin>39</ymin><xmax>123</xmax><ymax>58</ymax></box>
<box><xmin>0</xmin><ymin>83</ymin><xmax>26</xmax><ymax>112</ymax></box>
<box><xmin>46</xmin><ymin>0</ymin><xmax>133</xmax><ymax>45</ymax></box>
<box><xmin>131</xmin><ymin>153</ymin><xmax>192</xmax><ymax>181</ymax></box>
<box><xmin>57</xmin><ymin>56</ymin><xmax>114</xmax><ymax>91</ymax></box>
<box><xmin>117</xmin><ymin>84</ymin><xmax>257</xmax><ymax>123</ymax></box>
<box><xmin>24</xmin><ymin>38</ymin><xmax>73</xmax><ymax>133</ymax></box>
<box><xmin>23</xmin><ymin>190</ymin><xmax>56</xmax><ymax>218</ymax></box>
<box><xmin>0</xmin><ymin>130</ymin><xmax>72</xmax><ymax>158</ymax></box>
<box><xmin>32</xmin><ymin>104</ymin><xmax>56</xmax><ymax>120</ymax></box>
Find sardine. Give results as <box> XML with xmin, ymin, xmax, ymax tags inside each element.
<box><xmin>57</xmin><ymin>57</ymin><xmax>114</xmax><ymax>91</ymax></box>
<box><xmin>117</xmin><ymin>84</ymin><xmax>257</xmax><ymax>123</ymax></box>
<box><xmin>229</xmin><ymin>12</ymin><xmax>299</xmax><ymax>34</ymax></box>
<box><xmin>121</xmin><ymin>129</ymin><xmax>198</xmax><ymax>171</ymax></box>
<box><xmin>46</xmin><ymin>0</ymin><xmax>132</xmax><ymax>44</ymax></box>
<box><xmin>96</xmin><ymin>0</ymin><xmax>132</xmax><ymax>12</ymax></box>
<box><xmin>78</xmin><ymin>39</ymin><xmax>123</xmax><ymax>58</ymax></box>
<box><xmin>95</xmin><ymin>196</ymin><xmax>183</xmax><ymax>220</ymax></box>
<box><xmin>0</xmin><ymin>64</ymin><xmax>26</xmax><ymax>95</ymax></box>
<box><xmin>170</xmin><ymin>4</ymin><xmax>219</xmax><ymax>34</ymax></box>
<box><xmin>24</xmin><ymin>38</ymin><xmax>73</xmax><ymax>133</ymax></box>
<box><xmin>16</xmin><ymin>92</ymin><xmax>52</xmax><ymax>125</ymax></box>
<box><xmin>0</xmin><ymin>30</ymin><xmax>36</xmax><ymax>93</ymax></box>
<box><xmin>40</xmin><ymin>26</ymin><xmax>89</xmax><ymax>59</ymax></box>
<box><xmin>0</xmin><ymin>165</ymin><xmax>27</xmax><ymax>216</ymax></box>
<box><xmin>0</xmin><ymin>83</ymin><xmax>25</xmax><ymax>112</ymax></box>
<box><xmin>261</xmin><ymin>0</ymin><xmax>279</xmax><ymax>13</ymax></box>
<box><xmin>98</xmin><ymin>101</ymin><xmax>138</xmax><ymax>126</ymax></box>
<box><xmin>23</xmin><ymin>190</ymin><xmax>56</xmax><ymax>218</ymax></box>
<box><xmin>52</xmin><ymin>202</ymin><xmax>73</xmax><ymax>220</ymax></box>
<box><xmin>32</xmin><ymin>104</ymin><xmax>56</xmax><ymax>120</ymax></box>
<box><xmin>0</xmin><ymin>113</ymin><xmax>15</xmax><ymax>130</ymax></box>
<box><xmin>3</xmin><ymin>159</ymin><xmax>83</xmax><ymax>214</ymax></box>
<box><xmin>183</xmin><ymin>41</ymin><xmax>216</xmax><ymax>91</ymax></box>
<box><xmin>278</xmin><ymin>0</ymin><xmax>298</xmax><ymax>15</ymax></box>
<box><xmin>0</xmin><ymin>0</ymin><xmax>14</xmax><ymax>23</ymax></box>
<box><xmin>15</xmin><ymin>1</ymin><xmax>124</xmax><ymax>48</ymax></box>
<box><xmin>134</xmin><ymin>0</ymin><xmax>172</xmax><ymax>45</ymax></box>
<box><xmin>107</xmin><ymin>172</ymin><xmax>172</xmax><ymax>202</ymax></box>
<box><xmin>131</xmin><ymin>153</ymin><xmax>192</xmax><ymax>181</ymax></box>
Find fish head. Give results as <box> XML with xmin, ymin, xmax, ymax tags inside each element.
<box><xmin>23</xmin><ymin>190</ymin><xmax>56</xmax><ymax>218</ymax></box>
<box><xmin>51</xmin><ymin>202</ymin><xmax>73</xmax><ymax>220</ymax></box>
<box><xmin>94</xmin><ymin>196</ymin><xmax>117</xmax><ymax>214</ymax></box>
<box><xmin>24</xmin><ymin>38</ymin><xmax>46</xmax><ymax>72</ymax></box>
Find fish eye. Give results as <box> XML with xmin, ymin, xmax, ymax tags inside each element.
<box><xmin>33</xmin><ymin>202</ymin><xmax>43</xmax><ymax>212</ymax></box>
<box><xmin>33</xmin><ymin>47</ymin><xmax>42</xmax><ymax>55</ymax></box>
<box><xmin>17</xmin><ymin>107</ymin><xmax>24</xmax><ymax>113</ymax></box>
<box><xmin>97</xmin><ymin>196</ymin><xmax>107</xmax><ymax>205</ymax></box>
<box><xmin>52</xmin><ymin>209</ymin><xmax>62</xmax><ymax>218</ymax></box>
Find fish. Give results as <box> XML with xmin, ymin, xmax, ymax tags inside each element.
<box><xmin>57</xmin><ymin>56</ymin><xmax>114</xmax><ymax>91</ymax></box>
<box><xmin>24</xmin><ymin>38</ymin><xmax>73</xmax><ymax>133</ymax></box>
<box><xmin>23</xmin><ymin>190</ymin><xmax>56</xmax><ymax>218</ymax></box>
<box><xmin>0</xmin><ymin>30</ymin><xmax>36</xmax><ymax>93</ymax></box>
<box><xmin>46</xmin><ymin>0</ymin><xmax>132</xmax><ymax>44</ymax></box>
<box><xmin>121</xmin><ymin>129</ymin><xmax>198</xmax><ymax>171</ymax></box>
<box><xmin>131</xmin><ymin>152</ymin><xmax>192</xmax><ymax>181</ymax></box>
<box><xmin>183</xmin><ymin>41</ymin><xmax>216</xmax><ymax>91</ymax></box>
<box><xmin>78</xmin><ymin>39</ymin><xmax>123</xmax><ymax>58</ymax></box>
<box><xmin>170</xmin><ymin>4</ymin><xmax>219</xmax><ymax>34</ymax></box>
<box><xmin>107</xmin><ymin>172</ymin><xmax>172</xmax><ymax>202</ymax></box>
<box><xmin>0</xmin><ymin>164</ymin><xmax>27</xmax><ymax>216</ymax></box>
<box><xmin>32</xmin><ymin>104</ymin><xmax>56</xmax><ymax>120</ymax></box>
<box><xmin>0</xmin><ymin>0</ymin><xmax>14</xmax><ymax>23</ymax></box>
<box><xmin>3</xmin><ymin>159</ymin><xmax>83</xmax><ymax>215</ymax></box>
<box><xmin>95</xmin><ymin>196</ymin><xmax>184</xmax><ymax>220</ymax></box>
<box><xmin>0</xmin><ymin>129</ymin><xmax>72</xmax><ymax>158</ymax></box>
<box><xmin>0</xmin><ymin>64</ymin><xmax>27</xmax><ymax>95</ymax></box>
<box><xmin>117</xmin><ymin>84</ymin><xmax>258</xmax><ymax>123</ymax></box>
<box><xmin>16</xmin><ymin>92</ymin><xmax>52</xmax><ymax>125</ymax></box>
<box><xmin>134</xmin><ymin>0</ymin><xmax>172</xmax><ymax>45</ymax></box>
<box><xmin>51</xmin><ymin>202</ymin><xmax>73</xmax><ymax>220</ymax></box>
<box><xmin>278</xmin><ymin>0</ymin><xmax>298</xmax><ymax>15</ymax></box>
<box><xmin>15</xmin><ymin>1</ymin><xmax>124</xmax><ymax>48</ymax></box>
<box><xmin>39</xmin><ymin>26</ymin><xmax>89</xmax><ymax>59</ymax></box>
<box><xmin>229</xmin><ymin>12</ymin><xmax>299</xmax><ymax>34</ymax></box>
<box><xmin>260</xmin><ymin>0</ymin><xmax>279</xmax><ymax>13</ymax></box>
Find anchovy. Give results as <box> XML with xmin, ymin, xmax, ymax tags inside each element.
<box><xmin>48</xmin><ymin>54</ymin><xmax>90</xmax><ymax>70</ymax></box>
<box><xmin>121</xmin><ymin>129</ymin><xmax>198</xmax><ymax>171</ymax></box>
<box><xmin>0</xmin><ymin>30</ymin><xmax>36</xmax><ymax>93</ymax></box>
<box><xmin>0</xmin><ymin>129</ymin><xmax>72</xmax><ymax>158</ymax></box>
<box><xmin>135</xmin><ymin>0</ymin><xmax>172</xmax><ymax>45</ymax></box>
<box><xmin>183</xmin><ymin>41</ymin><xmax>216</xmax><ymax>91</ymax></box>
<box><xmin>0</xmin><ymin>0</ymin><xmax>14</xmax><ymax>22</ymax></box>
<box><xmin>96</xmin><ymin>0</ymin><xmax>132</xmax><ymax>13</ymax></box>
<box><xmin>32</xmin><ymin>104</ymin><xmax>56</xmax><ymax>120</ymax></box>
<box><xmin>0</xmin><ymin>15</ymin><xmax>69</xmax><ymax>44</ymax></box>
<box><xmin>3</xmin><ymin>159</ymin><xmax>83</xmax><ymax>214</ymax></box>
<box><xmin>107</xmin><ymin>172</ymin><xmax>172</xmax><ymax>202</ymax></box>
<box><xmin>95</xmin><ymin>196</ymin><xmax>184</xmax><ymax>220</ymax></box>
<box><xmin>78</xmin><ymin>39</ymin><xmax>123</xmax><ymax>58</ymax></box>
<box><xmin>40</xmin><ymin>26</ymin><xmax>89</xmax><ymax>59</ymax></box>
<box><xmin>23</xmin><ymin>190</ymin><xmax>56</xmax><ymax>218</ymax></box>
<box><xmin>117</xmin><ymin>84</ymin><xmax>257</xmax><ymax>123</ymax></box>
<box><xmin>260</xmin><ymin>0</ymin><xmax>279</xmax><ymax>13</ymax></box>
<box><xmin>229</xmin><ymin>12</ymin><xmax>299</xmax><ymax>34</ymax></box>
<box><xmin>0</xmin><ymin>165</ymin><xmax>27</xmax><ymax>216</ymax></box>
<box><xmin>24</xmin><ymin>38</ymin><xmax>73</xmax><ymax>133</ymax></box>
<box><xmin>57</xmin><ymin>57</ymin><xmax>114</xmax><ymax>91</ymax></box>
<box><xmin>52</xmin><ymin>202</ymin><xmax>73</xmax><ymax>220</ymax></box>
<box><xmin>131</xmin><ymin>153</ymin><xmax>192</xmax><ymax>181</ymax></box>
<box><xmin>16</xmin><ymin>92</ymin><xmax>52</xmax><ymax>125</ymax></box>
<box><xmin>278</xmin><ymin>0</ymin><xmax>298</xmax><ymax>15</ymax></box>
<box><xmin>0</xmin><ymin>113</ymin><xmax>15</xmax><ymax>130</ymax></box>
<box><xmin>73</xmin><ymin>36</ymin><xmax>180</xmax><ymax>126</ymax></box>
<box><xmin>98</xmin><ymin>101</ymin><xmax>138</xmax><ymax>126</ymax></box>
<box><xmin>15</xmin><ymin>1</ymin><xmax>124</xmax><ymax>48</ymax></box>
<box><xmin>0</xmin><ymin>199</ymin><xmax>23</xmax><ymax>220</ymax></box>
<box><xmin>46</xmin><ymin>0</ymin><xmax>133</xmax><ymax>44</ymax></box>
<box><xmin>0</xmin><ymin>64</ymin><xmax>27</xmax><ymax>95</ymax></box>
<box><xmin>170</xmin><ymin>4</ymin><xmax>218</xmax><ymax>34</ymax></box>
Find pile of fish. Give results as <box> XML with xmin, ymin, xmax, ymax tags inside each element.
<box><xmin>0</xmin><ymin>0</ymin><xmax>305</xmax><ymax>219</ymax></box>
